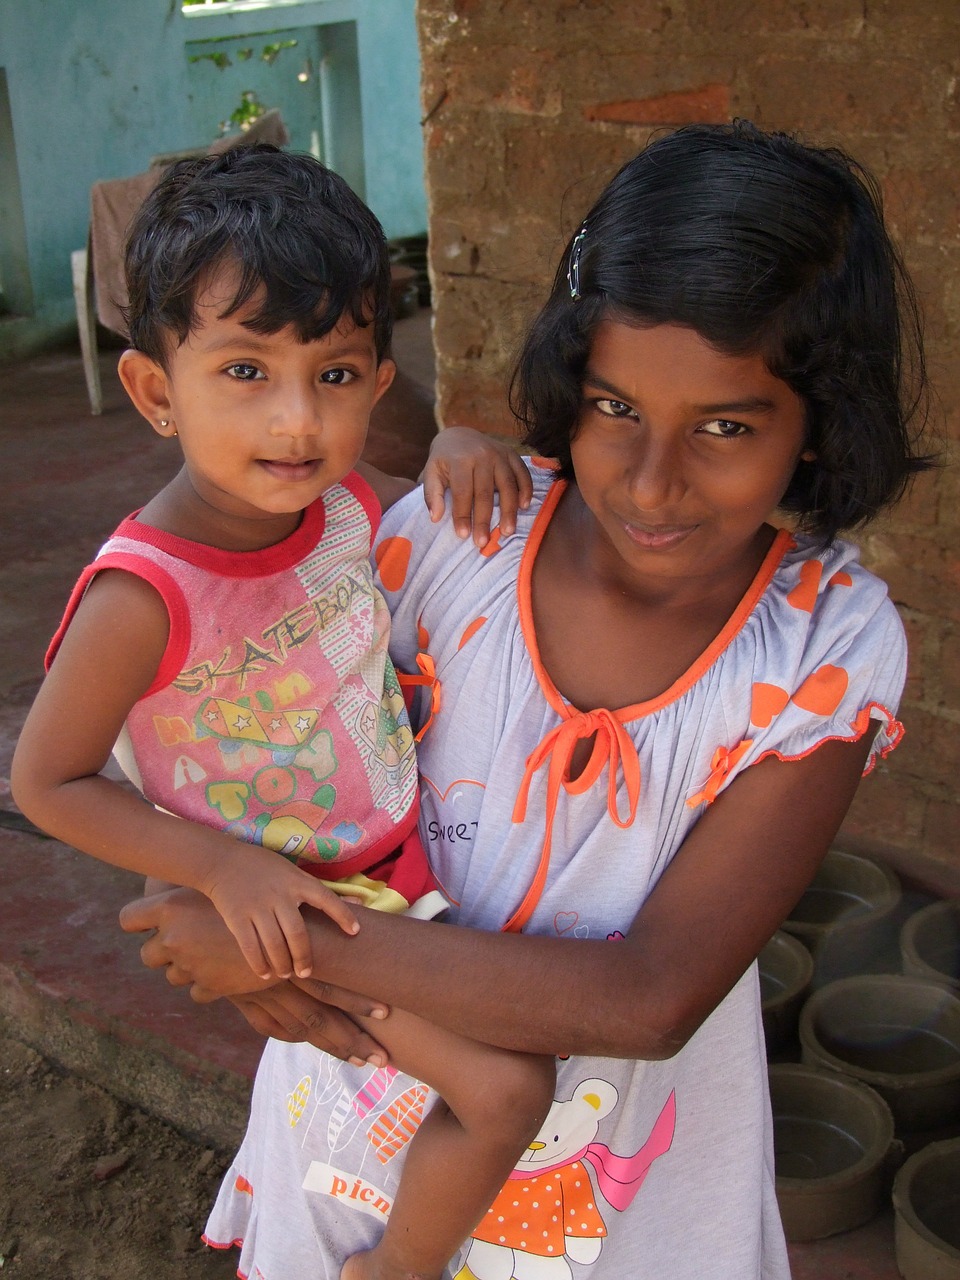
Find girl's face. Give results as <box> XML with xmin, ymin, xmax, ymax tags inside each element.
<box><xmin>119</xmin><ymin>265</ymin><xmax>394</xmax><ymax>549</ymax></box>
<box><xmin>569</xmin><ymin>319</ymin><xmax>813</xmax><ymax>592</ymax></box>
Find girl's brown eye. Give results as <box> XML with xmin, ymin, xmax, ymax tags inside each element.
<box><xmin>595</xmin><ymin>398</ymin><xmax>636</xmax><ymax>419</ymax></box>
<box><xmin>701</xmin><ymin>418</ymin><xmax>748</xmax><ymax>438</ymax></box>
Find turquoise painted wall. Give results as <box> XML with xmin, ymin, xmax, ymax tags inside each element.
<box><xmin>0</xmin><ymin>0</ymin><xmax>426</xmax><ymax>359</ymax></box>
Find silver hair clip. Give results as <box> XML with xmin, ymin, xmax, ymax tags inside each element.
<box><xmin>567</xmin><ymin>223</ymin><xmax>587</xmax><ymax>301</ymax></box>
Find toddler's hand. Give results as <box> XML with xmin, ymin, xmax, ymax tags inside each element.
<box><xmin>204</xmin><ymin>850</ymin><xmax>359</xmax><ymax>981</ymax></box>
<box><xmin>421</xmin><ymin>425</ymin><xmax>532</xmax><ymax>549</ymax></box>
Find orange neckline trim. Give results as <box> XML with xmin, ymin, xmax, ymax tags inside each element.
<box><xmin>517</xmin><ymin>480</ymin><xmax>794</xmax><ymax>723</ymax></box>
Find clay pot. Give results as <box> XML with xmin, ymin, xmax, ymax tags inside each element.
<box><xmin>759</xmin><ymin>931</ymin><xmax>814</xmax><ymax>1059</ymax></box>
<box><xmin>770</xmin><ymin>1063</ymin><xmax>897</xmax><ymax>1241</ymax></box>
<box><xmin>893</xmin><ymin>1136</ymin><xmax>960</xmax><ymax>1279</ymax></box>
<box><xmin>902</xmin><ymin>900</ymin><xmax>960</xmax><ymax>993</ymax></box>
<box><xmin>799</xmin><ymin>975</ymin><xmax>960</xmax><ymax>1137</ymax></box>
<box><xmin>782</xmin><ymin>849</ymin><xmax>902</xmax><ymax>987</ymax></box>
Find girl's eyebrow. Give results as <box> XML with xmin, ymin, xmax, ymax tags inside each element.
<box><xmin>583</xmin><ymin>369</ymin><xmax>779</xmax><ymax>416</ymax></box>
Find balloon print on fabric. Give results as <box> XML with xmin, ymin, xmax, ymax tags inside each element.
<box><xmin>353</xmin><ymin>1066</ymin><xmax>398</xmax><ymax>1118</ymax></box>
<box><xmin>287</xmin><ymin>1074</ymin><xmax>311</xmax><ymax>1128</ymax></box>
<box><xmin>367</xmin><ymin>1085</ymin><xmax>429</xmax><ymax>1165</ymax></box>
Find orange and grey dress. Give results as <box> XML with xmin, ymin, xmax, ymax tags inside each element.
<box><xmin>205</xmin><ymin>459</ymin><xmax>906</xmax><ymax>1280</ymax></box>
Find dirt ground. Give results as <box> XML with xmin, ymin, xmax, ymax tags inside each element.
<box><xmin>0</xmin><ymin>1032</ymin><xmax>241</xmax><ymax>1280</ymax></box>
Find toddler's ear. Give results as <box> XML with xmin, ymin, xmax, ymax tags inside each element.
<box><xmin>118</xmin><ymin>349</ymin><xmax>176</xmax><ymax>437</ymax></box>
<box><xmin>372</xmin><ymin>356</ymin><xmax>396</xmax><ymax>407</ymax></box>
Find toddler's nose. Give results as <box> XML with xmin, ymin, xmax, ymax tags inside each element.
<box><xmin>271</xmin><ymin>386</ymin><xmax>321</xmax><ymax>438</ymax></box>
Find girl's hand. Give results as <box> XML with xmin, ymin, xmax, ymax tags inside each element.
<box><xmin>120</xmin><ymin>886</ymin><xmax>378</xmax><ymax>1010</ymax></box>
<box><xmin>120</xmin><ymin>886</ymin><xmax>269</xmax><ymax>996</ymax></box>
<box><xmin>227</xmin><ymin>987</ymin><xmax>389</xmax><ymax>1067</ymax></box>
<box><xmin>119</xmin><ymin>888</ymin><xmax>390</xmax><ymax>1062</ymax></box>
<box><xmin>201</xmin><ymin>848</ymin><xmax>360</xmax><ymax>981</ymax></box>
<box><xmin>421</xmin><ymin>426</ymin><xmax>533</xmax><ymax>548</ymax></box>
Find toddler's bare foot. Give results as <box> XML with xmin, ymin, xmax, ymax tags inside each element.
<box><xmin>341</xmin><ymin>1246</ymin><xmax>441</xmax><ymax>1280</ymax></box>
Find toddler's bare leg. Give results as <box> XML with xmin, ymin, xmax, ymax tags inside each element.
<box><xmin>341</xmin><ymin>1010</ymin><xmax>555</xmax><ymax>1280</ymax></box>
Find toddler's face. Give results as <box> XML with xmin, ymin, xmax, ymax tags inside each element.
<box><xmin>144</xmin><ymin>265</ymin><xmax>394</xmax><ymax>547</ymax></box>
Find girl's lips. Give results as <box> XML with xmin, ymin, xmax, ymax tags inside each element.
<box><xmin>622</xmin><ymin>522</ymin><xmax>697</xmax><ymax>550</ymax></box>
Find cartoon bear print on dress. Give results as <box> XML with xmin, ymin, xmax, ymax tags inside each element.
<box><xmin>454</xmin><ymin>1078</ymin><xmax>676</xmax><ymax>1280</ymax></box>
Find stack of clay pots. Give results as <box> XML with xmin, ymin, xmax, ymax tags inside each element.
<box><xmin>759</xmin><ymin>850</ymin><xmax>960</xmax><ymax>1276</ymax></box>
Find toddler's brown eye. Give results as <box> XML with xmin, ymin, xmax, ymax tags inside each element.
<box><xmin>227</xmin><ymin>364</ymin><xmax>262</xmax><ymax>381</ymax></box>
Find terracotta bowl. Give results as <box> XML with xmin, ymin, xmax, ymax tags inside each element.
<box><xmin>770</xmin><ymin>1062</ymin><xmax>896</xmax><ymax>1241</ymax></box>
<box><xmin>893</xmin><ymin>1136</ymin><xmax>960</xmax><ymax>1279</ymax></box>
<box><xmin>902</xmin><ymin>899</ymin><xmax>960</xmax><ymax>994</ymax></box>
<box><xmin>782</xmin><ymin>849</ymin><xmax>901</xmax><ymax>988</ymax></box>
<box><xmin>759</xmin><ymin>931</ymin><xmax>814</xmax><ymax>1059</ymax></box>
<box><xmin>799</xmin><ymin>974</ymin><xmax>960</xmax><ymax>1137</ymax></box>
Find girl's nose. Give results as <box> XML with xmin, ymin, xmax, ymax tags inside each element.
<box><xmin>626</xmin><ymin>430</ymin><xmax>685</xmax><ymax>510</ymax></box>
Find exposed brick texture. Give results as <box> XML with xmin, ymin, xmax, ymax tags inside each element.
<box><xmin>417</xmin><ymin>0</ymin><xmax>960</xmax><ymax>885</ymax></box>
<box><xmin>585</xmin><ymin>84</ymin><xmax>730</xmax><ymax>124</ymax></box>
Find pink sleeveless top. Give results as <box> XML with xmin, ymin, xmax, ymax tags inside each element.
<box><xmin>48</xmin><ymin>472</ymin><xmax>419</xmax><ymax>878</ymax></box>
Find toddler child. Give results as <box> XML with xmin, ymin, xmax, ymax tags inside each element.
<box><xmin>12</xmin><ymin>144</ymin><xmax>553</xmax><ymax>1280</ymax></box>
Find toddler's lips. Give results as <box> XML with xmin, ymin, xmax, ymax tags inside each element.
<box><xmin>259</xmin><ymin>458</ymin><xmax>321</xmax><ymax>482</ymax></box>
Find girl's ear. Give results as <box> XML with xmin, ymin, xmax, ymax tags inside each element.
<box><xmin>117</xmin><ymin>349</ymin><xmax>177</xmax><ymax>438</ymax></box>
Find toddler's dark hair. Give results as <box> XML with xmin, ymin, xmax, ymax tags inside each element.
<box><xmin>123</xmin><ymin>144</ymin><xmax>392</xmax><ymax>366</ymax></box>
<box><xmin>512</xmin><ymin>120</ymin><xmax>932</xmax><ymax>540</ymax></box>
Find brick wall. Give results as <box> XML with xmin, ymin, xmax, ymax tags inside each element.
<box><xmin>416</xmin><ymin>0</ymin><xmax>959</xmax><ymax>889</ymax></box>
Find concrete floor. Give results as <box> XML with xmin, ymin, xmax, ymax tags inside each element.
<box><xmin>0</xmin><ymin>312</ymin><xmax>902</xmax><ymax>1277</ymax></box>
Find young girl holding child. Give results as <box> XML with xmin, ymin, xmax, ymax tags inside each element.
<box><xmin>119</xmin><ymin>120</ymin><xmax>931</xmax><ymax>1279</ymax></box>
<box><xmin>11</xmin><ymin>145</ymin><xmax>554</xmax><ymax>1280</ymax></box>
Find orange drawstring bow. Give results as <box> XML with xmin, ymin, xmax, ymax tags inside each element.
<box><xmin>505</xmin><ymin>709</ymin><xmax>641</xmax><ymax>933</ymax></box>
<box><xmin>398</xmin><ymin>653</ymin><xmax>441</xmax><ymax>743</ymax></box>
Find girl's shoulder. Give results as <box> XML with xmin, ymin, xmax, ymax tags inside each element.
<box><xmin>767</xmin><ymin>531</ymin><xmax>903</xmax><ymax>643</ymax></box>
<box><xmin>375</xmin><ymin>456</ymin><xmax>558</xmax><ymax>591</ymax></box>
<box><xmin>730</xmin><ymin>530</ymin><xmax>907</xmax><ymax>775</ymax></box>
<box><xmin>378</xmin><ymin>455</ymin><xmax>557</xmax><ymax>537</ymax></box>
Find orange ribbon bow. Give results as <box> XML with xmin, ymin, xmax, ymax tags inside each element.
<box><xmin>505</xmin><ymin>708</ymin><xmax>641</xmax><ymax>933</ymax></box>
<box><xmin>686</xmin><ymin>738</ymin><xmax>753</xmax><ymax>808</ymax></box>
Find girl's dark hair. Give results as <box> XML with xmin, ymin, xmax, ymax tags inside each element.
<box><xmin>123</xmin><ymin>144</ymin><xmax>393</xmax><ymax>366</ymax></box>
<box><xmin>512</xmin><ymin>120</ymin><xmax>932</xmax><ymax>540</ymax></box>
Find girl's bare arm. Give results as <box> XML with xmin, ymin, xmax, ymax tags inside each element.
<box><xmin>123</xmin><ymin>732</ymin><xmax>874</xmax><ymax>1061</ymax></box>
